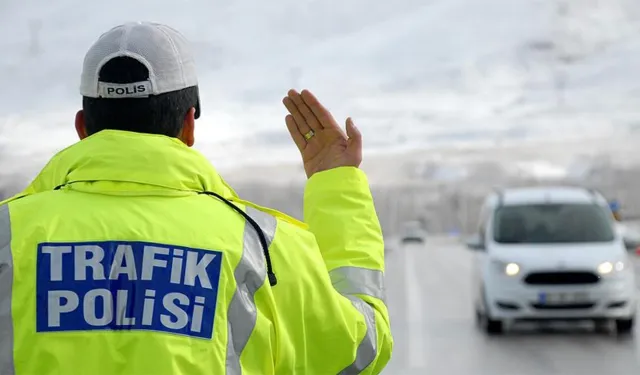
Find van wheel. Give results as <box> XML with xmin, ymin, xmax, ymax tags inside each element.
<box><xmin>485</xmin><ymin>318</ymin><xmax>504</xmax><ymax>335</ymax></box>
<box><xmin>593</xmin><ymin>319</ymin><xmax>610</xmax><ymax>334</ymax></box>
<box><xmin>616</xmin><ymin>318</ymin><xmax>634</xmax><ymax>335</ymax></box>
<box><xmin>474</xmin><ymin>305</ymin><xmax>483</xmax><ymax>325</ymax></box>
<box><xmin>477</xmin><ymin>287</ymin><xmax>504</xmax><ymax>335</ymax></box>
<box><xmin>477</xmin><ymin>306</ymin><xmax>504</xmax><ymax>335</ymax></box>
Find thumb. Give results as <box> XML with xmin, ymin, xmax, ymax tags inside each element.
<box><xmin>345</xmin><ymin>117</ymin><xmax>362</xmax><ymax>147</ymax></box>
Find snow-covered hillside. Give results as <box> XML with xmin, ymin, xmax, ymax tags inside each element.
<box><xmin>1</xmin><ymin>0</ymin><xmax>640</xmax><ymax>177</ymax></box>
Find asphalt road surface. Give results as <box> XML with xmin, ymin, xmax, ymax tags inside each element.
<box><xmin>381</xmin><ymin>237</ymin><xmax>640</xmax><ymax>375</ymax></box>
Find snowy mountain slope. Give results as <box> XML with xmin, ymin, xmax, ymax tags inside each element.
<box><xmin>1</xmin><ymin>0</ymin><xmax>640</xmax><ymax>177</ymax></box>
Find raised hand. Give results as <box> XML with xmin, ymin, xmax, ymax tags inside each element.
<box><xmin>282</xmin><ymin>89</ymin><xmax>362</xmax><ymax>178</ymax></box>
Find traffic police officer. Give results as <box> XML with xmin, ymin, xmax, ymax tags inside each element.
<box><xmin>0</xmin><ymin>22</ymin><xmax>392</xmax><ymax>374</ymax></box>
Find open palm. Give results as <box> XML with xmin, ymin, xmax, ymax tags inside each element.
<box><xmin>282</xmin><ymin>89</ymin><xmax>362</xmax><ymax>178</ymax></box>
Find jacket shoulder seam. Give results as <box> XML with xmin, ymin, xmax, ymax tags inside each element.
<box><xmin>231</xmin><ymin>198</ymin><xmax>308</xmax><ymax>229</ymax></box>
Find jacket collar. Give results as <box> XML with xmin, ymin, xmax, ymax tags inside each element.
<box><xmin>20</xmin><ymin>129</ymin><xmax>238</xmax><ymax>198</ymax></box>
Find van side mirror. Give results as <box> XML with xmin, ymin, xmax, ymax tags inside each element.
<box><xmin>466</xmin><ymin>235</ymin><xmax>485</xmax><ymax>251</ymax></box>
<box><xmin>623</xmin><ymin>237</ymin><xmax>640</xmax><ymax>252</ymax></box>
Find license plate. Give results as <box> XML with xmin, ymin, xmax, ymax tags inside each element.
<box><xmin>538</xmin><ymin>291</ymin><xmax>590</xmax><ymax>304</ymax></box>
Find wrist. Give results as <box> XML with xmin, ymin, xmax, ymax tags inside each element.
<box><xmin>305</xmin><ymin>166</ymin><xmax>368</xmax><ymax>191</ymax></box>
<box><xmin>306</xmin><ymin>163</ymin><xmax>361</xmax><ymax>179</ymax></box>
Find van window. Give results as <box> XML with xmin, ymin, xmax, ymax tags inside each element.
<box><xmin>493</xmin><ymin>203</ymin><xmax>615</xmax><ymax>244</ymax></box>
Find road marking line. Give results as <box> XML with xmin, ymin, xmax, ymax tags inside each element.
<box><xmin>403</xmin><ymin>246</ymin><xmax>427</xmax><ymax>368</ymax></box>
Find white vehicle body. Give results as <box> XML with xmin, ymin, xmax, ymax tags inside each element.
<box><xmin>400</xmin><ymin>220</ymin><xmax>427</xmax><ymax>244</ymax></box>
<box><xmin>467</xmin><ymin>186</ymin><xmax>637</xmax><ymax>333</ymax></box>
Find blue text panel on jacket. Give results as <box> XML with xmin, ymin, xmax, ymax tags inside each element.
<box><xmin>36</xmin><ymin>241</ymin><xmax>223</xmax><ymax>339</ymax></box>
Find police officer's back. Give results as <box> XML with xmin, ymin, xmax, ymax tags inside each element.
<box><xmin>0</xmin><ymin>22</ymin><xmax>392</xmax><ymax>375</ymax></box>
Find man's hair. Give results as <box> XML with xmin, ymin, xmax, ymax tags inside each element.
<box><xmin>82</xmin><ymin>56</ymin><xmax>200</xmax><ymax>137</ymax></box>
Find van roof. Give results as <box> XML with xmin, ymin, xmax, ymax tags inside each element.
<box><xmin>488</xmin><ymin>186</ymin><xmax>609</xmax><ymax>207</ymax></box>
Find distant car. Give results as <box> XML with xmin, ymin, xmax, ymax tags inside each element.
<box><xmin>466</xmin><ymin>186</ymin><xmax>637</xmax><ymax>335</ymax></box>
<box><xmin>400</xmin><ymin>221</ymin><xmax>427</xmax><ymax>244</ymax></box>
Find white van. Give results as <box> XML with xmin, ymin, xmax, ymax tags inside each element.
<box><xmin>466</xmin><ymin>186</ymin><xmax>637</xmax><ymax>335</ymax></box>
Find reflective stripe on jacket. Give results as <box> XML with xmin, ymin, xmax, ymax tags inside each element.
<box><xmin>0</xmin><ymin>129</ymin><xmax>392</xmax><ymax>375</ymax></box>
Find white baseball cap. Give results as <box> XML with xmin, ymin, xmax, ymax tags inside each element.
<box><xmin>80</xmin><ymin>22</ymin><xmax>199</xmax><ymax>100</ymax></box>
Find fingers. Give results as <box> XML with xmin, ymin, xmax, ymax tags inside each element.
<box><xmin>283</xmin><ymin>88</ymin><xmax>324</xmax><ymax>141</ymax></box>
<box><xmin>282</xmin><ymin>88</ymin><xmax>353</xmax><ymax>150</ymax></box>
<box><xmin>282</xmin><ymin>96</ymin><xmax>312</xmax><ymax>136</ymax></box>
<box><xmin>286</xmin><ymin>89</ymin><xmax>323</xmax><ymax>131</ymax></box>
<box><xmin>346</xmin><ymin>117</ymin><xmax>363</xmax><ymax>165</ymax></box>
<box><xmin>345</xmin><ymin>117</ymin><xmax>362</xmax><ymax>144</ymax></box>
<box><xmin>285</xmin><ymin>114</ymin><xmax>306</xmax><ymax>153</ymax></box>
<box><xmin>300</xmin><ymin>89</ymin><xmax>341</xmax><ymax>131</ymax></box>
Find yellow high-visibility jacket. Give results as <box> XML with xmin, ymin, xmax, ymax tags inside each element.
<box><xmin>0</xmin><ymin>130</ymin><xmax>392</xmax><ymax>375</ymax></box>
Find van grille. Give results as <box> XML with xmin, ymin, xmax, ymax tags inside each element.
<box><xmin>524</xmin><ymin>271</ymin><xmax>600</xmax><ymax>285</ymax></box>
<box><xmin>531</xmin><ymin>303</ymin><xmax>595</xmax><ymax>310</ymax></box>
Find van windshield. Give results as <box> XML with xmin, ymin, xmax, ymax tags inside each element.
<box><xmin>492</xmin><ymin>203</ymin><xmax>615</xmax><ymax>244</ymax></box>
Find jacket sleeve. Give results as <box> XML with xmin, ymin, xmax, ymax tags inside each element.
<box><xmin>269</xmin><ymin>167</ymin><xmax>392</xmax><ymax>374</ymax></box>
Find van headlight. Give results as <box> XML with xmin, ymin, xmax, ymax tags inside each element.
<box><xmin>491</xmin><ymin>260</ymin><xmax>521</xmax><ymax>276</ymax></box>
<box><xmin>597</xmin><ymin>261</ymin><xmax>625</xmax><ymax>275</ymax></box>
<box><xmin>505</xmin><ymin>263</ymin><xmax>520</xmax><ymax>276</ymax></box>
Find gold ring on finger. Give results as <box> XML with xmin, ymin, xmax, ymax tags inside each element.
<box><xmin>303</xmin><ymin>130</ymin><xmax>315</xmax><ymax>140</ymax></box>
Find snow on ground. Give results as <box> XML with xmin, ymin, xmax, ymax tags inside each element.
<box><xmin>1</xmin><ymin>0</ymin><xmax>640</xmax><ymax>182</ymax></box>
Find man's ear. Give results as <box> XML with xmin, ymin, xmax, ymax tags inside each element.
<box><xmin>179</xmin><ymin>107</ymin><xmax>196</xmax><ymax>147</ymax></box>
<box><xmin>75</xmin><ymin>110</ymin><xmax>88</xmax><ymax>140</ymax></box>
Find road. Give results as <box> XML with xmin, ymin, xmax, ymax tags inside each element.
<box><xmin>381</xmin><ymin>237</ymin><xmax>640</xmax><ymax>375</ymax></box>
